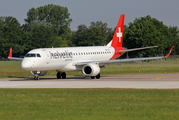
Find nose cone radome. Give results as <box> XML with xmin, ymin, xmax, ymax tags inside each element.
<box><xmin>21</xmin><ymin>59</ymin><xmax>32</xmax><ymax>70</ymax></box>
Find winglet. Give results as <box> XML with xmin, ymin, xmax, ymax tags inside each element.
<box><xmin>8</xmin><ymin>47</ymin><xmax>12</xmax><ymax>58</ymax></box>
<box><xmin>165</xmin><ymin>45</ymin><xmax>174</xmax><ymax>58</ymax></box>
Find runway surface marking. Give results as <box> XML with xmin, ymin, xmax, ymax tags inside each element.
<box><xmin>156</xmin><ymin>75</ymin><xmax>179</xmax><ymax>81</ymax></box>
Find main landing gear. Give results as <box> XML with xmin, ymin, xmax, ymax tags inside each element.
<box><xmin>91</xmin><ymin>73</ymin><xmax>100</xmax><ymax>79</ymax></box>
<box><xmin>57</xmin><ymin>72</ymin><xmax>66</xmax><ymax>79</ymax></box>
<box><xmin>56</xmin><ymin>71</ymin><xmax>100</xmax><ymax>79</ymax></box>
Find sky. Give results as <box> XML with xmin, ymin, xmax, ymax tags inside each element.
<box><xmin>0</xmin><ymin>0</ymin><xmax>179</xmax><ymax>31</ymax></box>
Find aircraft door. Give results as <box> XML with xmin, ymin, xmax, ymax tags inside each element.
<box><xmin>43</xmin><ymin>50</ymin><xmax>50</xmax><ymax>64</ymax></box>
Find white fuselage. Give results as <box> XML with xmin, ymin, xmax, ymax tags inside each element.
<box><xmin>21</xmin><ymin>46</ymin><xmax>115</xmax><ymax>71</ymax></box>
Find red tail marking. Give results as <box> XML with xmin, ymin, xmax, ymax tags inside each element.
<box><xmin>165</xmin><ymin>45</ymin><xmax>174</xmax><ymax>57</ymax></box>
<box><xmin>8</xmin><ymin>47</ymin><xmax>12</xmax><ymax>58</ymax></box>
<box><xmin>110</xmin><ymin>14</ymin><xmax>125</xmax><ymax>60</ymax></box>
<box><xmin>111</xmin><ymin>14</ymin><xmax>125</xmax><ymax>47</ymax></box>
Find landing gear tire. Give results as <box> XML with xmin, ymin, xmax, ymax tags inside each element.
<box><xmin>91</xmin><ymin>76</ymin><xmax>95</xmax><ymax>79</ymax></box>
<box><xmin>57</xmin><ymin>72</ymin><xmax>61</xmax><ymax>79</ymax></box>
<box><xmin>34</xmin><ymin>76</ymin><xmax>39</xmax><ymax>80</ymax></box>
<box><xmin>96</xmin><ymin>73</ymin><xmax>100</xmax><ymax>79</ymax></box>
<box><xmin>61</xmin><ymin>72</ymin><xmax>66</xmax><ymax>79</ymax></box>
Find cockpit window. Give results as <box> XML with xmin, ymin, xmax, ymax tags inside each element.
<box><xmin>37</xmin><ymin>54</ymin><xmax>41</xmax><ymax>57</ymax></box>
<box><xmin>25</xmin><ymin>53</ymin><xmax>41</xmax><ymax>57</ymax></box>
<box><xmin>25</xmin><ymin>54</ymin><xmax>36</xmax><ymax>57</ymax></box>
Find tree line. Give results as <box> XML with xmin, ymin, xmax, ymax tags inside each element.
<box><xmin>0</xmin><ymin>4</ymin><xmax>178</xmax><ymax>59</ymax></box>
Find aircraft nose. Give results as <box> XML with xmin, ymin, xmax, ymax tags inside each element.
<box><xmin>21</xmin><ymin>60</ymin><xmax>33</xmax><ymax>70</ymax></box>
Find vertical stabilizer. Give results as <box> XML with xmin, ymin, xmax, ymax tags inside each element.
<box><xmin>110</xmin><ymin>14</ymin><xmax>125</xmax><ymax>47</ymax></box>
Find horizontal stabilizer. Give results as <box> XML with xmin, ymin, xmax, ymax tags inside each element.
<box><xmin>119</xmin><ymin>46</ymin><xmax>158</xmax><ymax>52</ymax></box>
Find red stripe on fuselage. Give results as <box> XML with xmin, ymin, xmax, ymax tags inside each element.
<box><xmin>110</xmin><ymin>47</ymin><xmax>125</xmax><ymax>60</ymax></box>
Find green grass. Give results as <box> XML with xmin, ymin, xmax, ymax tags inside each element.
<box><xmin>103</xmin><ymin>59</ymin><xmax>179</xmax><ymax>74</ymax></box>
<box><xmin>0</xmin><ymin>89</ymin><xmax>179</xmax><ymax>120</ymax></box>
<box><xmin>1</xmin><ymin>59</ymin><xmax>179</xmax><ymax>119</ymax></box>
<box><xmin>0</xmin><ymin>59</ymin><xmax>179</xmax><ymax>78</ymax></box>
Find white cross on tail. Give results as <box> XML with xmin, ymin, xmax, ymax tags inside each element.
<box><xmin>117</xmin><ymin>27</ymin><xmax>122</xmax><ymax>42</ymax></box>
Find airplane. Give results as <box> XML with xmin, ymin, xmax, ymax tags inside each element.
<box><xmin>8</xmin><ymin>14</ymin><xmax>174</xmax><ymax>80</ymax></box>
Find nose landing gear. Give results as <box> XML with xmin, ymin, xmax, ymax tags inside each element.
<box><xmin>34</xmin><ymin>75</ymin><xmax>39</xmax><ymax>80</ymax></box>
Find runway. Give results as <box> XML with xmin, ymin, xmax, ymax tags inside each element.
<box><xmin>0</xmin><ymin>73</ymin><xmax>179</xmax><ymax>89</ymax></box>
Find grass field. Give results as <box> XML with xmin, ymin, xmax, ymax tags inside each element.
<box><xmin>0</xmin><ymin>58</ymin><xmax>179</xmax><ymax>78</ymax></box>
<box><xmin>0</xmin><ymin>89</ymin><xmax>179</xmax><ymax>120</ymax></box>
<box><xmin>0</xmin><ymin>59</ymin><xmax>179</xmax><ymax>119</ymax></box>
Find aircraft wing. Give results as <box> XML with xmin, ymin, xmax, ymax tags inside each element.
<box><xmin>8</xmin><ymin>47</ymin><xmax>24</xmax><ymax>61</ymax></box>
<box><xmin>99</xmin><ymin>56</ymin><xmax>163</xmax><ymax>64</ymax></box>
<box><xmin>75</xmin><ymin>45</ymin><xmax>174</xmax><ymax>66</ymax></box>
<box><xmin>8</xmin><ymin>57</ymin><xmax>23</xmax><ymax>61</ymax></box>
<box><xmin>74</xmin><ymin>56</ymin><xmax>164</xmax><ymax>66</ymax></box>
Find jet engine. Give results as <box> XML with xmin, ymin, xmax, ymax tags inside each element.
<box><xmin>31</xmin><ymin>71</ymin><xmax>48</xmax><ymax>76</ymax></box>
<box><xmin>82</xmin><ymin>63</ymin><xmax>100</xmax><ymax>76</ymax></box>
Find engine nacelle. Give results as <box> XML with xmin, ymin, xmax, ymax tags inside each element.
<box><xmin>31</xmin><ymin>71</ymin><xmax>48</xmax><ymax>76</ymax></box>
<box><xmin>82</xmin><ymin>63</ymin><xmax>100</xmax><ymax>76</ymax></box>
